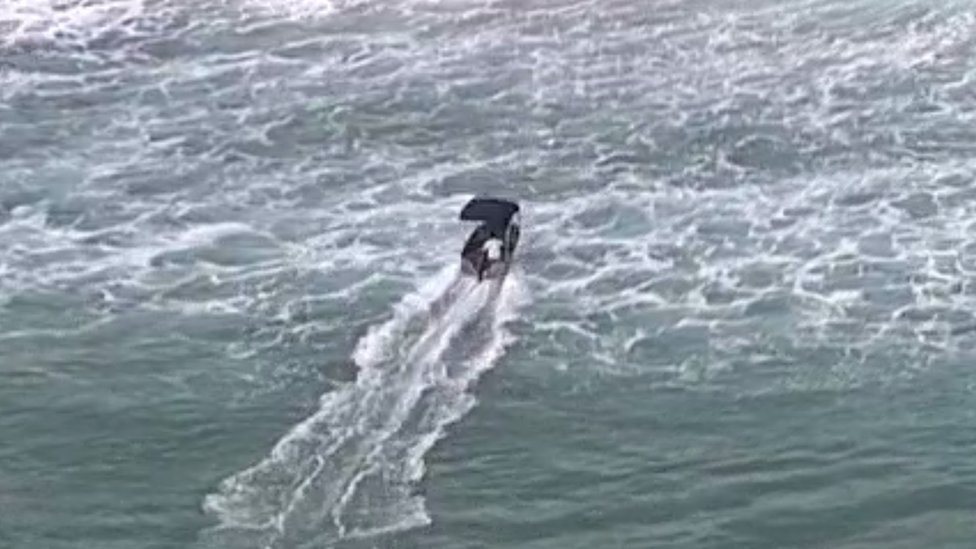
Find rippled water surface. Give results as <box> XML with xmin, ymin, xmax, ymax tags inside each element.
<box><xmin>3</xmin><ymin>1</ymin><xmax>976</xmax><ymax>548</ymax></box>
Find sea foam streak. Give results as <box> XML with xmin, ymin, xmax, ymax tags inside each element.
<box><xmin>201</xmin><ymin>265</ymin><xmax>528</xmax><ymax>548</ymax></box>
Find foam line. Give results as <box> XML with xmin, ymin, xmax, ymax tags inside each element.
<box><xmin>351</xmin><ymin>264</ymin><xmax>459</xmax><ymax>369</ymax></box>
<box><xmin>201</xmin><ymin>268</ymin><xmax>528</xmax><ymax>547</ymax></box>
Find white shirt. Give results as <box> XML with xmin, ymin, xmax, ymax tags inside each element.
<box><xmin>483</xmin><ymin>238</ymin><xmax>503</xmax><ymax>261</ymax></box>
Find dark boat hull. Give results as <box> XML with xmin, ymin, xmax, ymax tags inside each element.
<box><xmin>460</xmin><ymin>255</ymin><xmax>511</xmax><ymax>281</ymax></box>
<box><xmin>456</xmin><ymin>196</ymin><xmax>521</xmax><ymax>282</ymax></box>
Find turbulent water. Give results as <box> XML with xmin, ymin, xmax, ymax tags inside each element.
<box><xmin>3</xmin><ymin>0</ymin><xmax>976</xmax><ymax>548</ymax></box>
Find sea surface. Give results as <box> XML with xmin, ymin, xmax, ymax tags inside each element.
<box><xmin>3</xmin><ymin>1</ymin><xmax>976</xmax><ymax>548</ymax></box>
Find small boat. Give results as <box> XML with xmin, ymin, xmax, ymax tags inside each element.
<box><xmin>457</xmin><ymin>197</ymin><xmax>521</xmax><ymax>281</ymax></box>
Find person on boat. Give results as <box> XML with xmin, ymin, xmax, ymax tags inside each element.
<box><xmin>478</xmin><ymin>235</ymin><xmax>504</xmax><ymax>279</ymax></box>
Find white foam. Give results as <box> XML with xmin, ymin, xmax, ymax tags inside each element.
<box><xmin>235</xmin><ymin>0</ymin><xmax>496</xmax><ymax>18</ymax></box>
<box><xmin>3</xmin><ymin>1</ymin><xmax>975</xmax><ymax>544</ymax></box>
<box><xmin>202</xmin><ymin>268</ymin><xmax>528</xmax><ymax>546</ymax></box>
<box><xmin>351</xmin><ymin>263</ymin><xmax>459</xmax><ymax>369</ymax></box>
<box><xmin>0</xmin><ymin>0</ymin><xmax>149</xmax><ymax>48</ymax></box>
<box><xmin>519</xmin><ymin>153</ymin><xmax>976</xmax><ymax>387</ymax></box>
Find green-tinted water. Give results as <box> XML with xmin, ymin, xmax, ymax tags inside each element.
<box><xmin>2</xmin><ymin>1</ymin><xmax>976</xmax><ymax>548</ymax></box>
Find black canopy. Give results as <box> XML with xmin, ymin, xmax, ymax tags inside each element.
<box><xmin>458</xmin><ymin>197</ymin><xmax>520</xmax><ymax>231</ymax></box>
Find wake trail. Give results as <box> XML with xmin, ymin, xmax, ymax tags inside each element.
<box><xmin>200</xmin><ymin>265</ymin><xmax>529</xmax><ymax>549</ymax></box>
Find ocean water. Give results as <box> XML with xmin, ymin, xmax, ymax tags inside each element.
<box><xmin>3</xmin><ymin>0</ymin><xmax>976</xmax><ymax>548</ymax></box>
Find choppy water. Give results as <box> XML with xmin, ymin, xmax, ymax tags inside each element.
<box><xmin>3</xmin><ymin>1</ymin><xmax>976</xmax><ymax>548</ymax></box>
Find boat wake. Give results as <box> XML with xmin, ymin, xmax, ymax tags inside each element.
<box><xmin>201</xmin><ymin>264</ymin><xmax>529</xmax><ymax>548</ymax></box>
